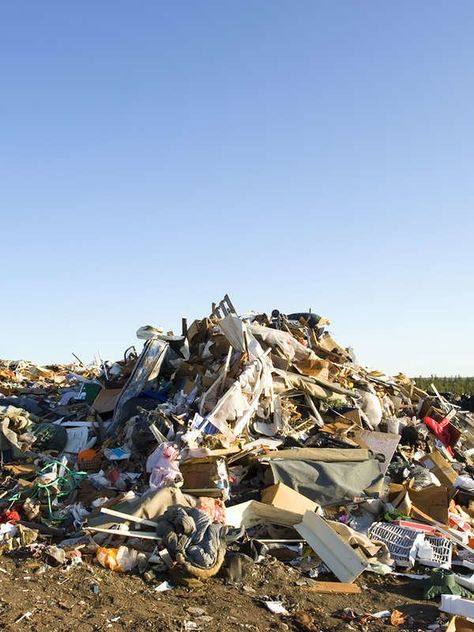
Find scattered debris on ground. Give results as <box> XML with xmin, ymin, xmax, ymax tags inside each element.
<box><xmin>1</xmin><ymin>295</ymin><xmax>473</xmax><ymax>631</ymax></box>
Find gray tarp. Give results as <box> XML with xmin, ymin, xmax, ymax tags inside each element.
<box><xmin>269</xmin><ymin>458</ymin><xmax>384</xmax><ymax>506</ymax></box>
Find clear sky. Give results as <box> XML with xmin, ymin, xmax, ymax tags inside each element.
<box><xmin>1</xmin><ymin>1</ymin><xmax>473</xmax><ymax>376</ymax></box>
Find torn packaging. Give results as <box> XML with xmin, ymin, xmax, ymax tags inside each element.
<box><xmin>272</xmin><ymin>370</ymin><xmax>327</xmax><ymax>399</ymax></box>
<box><xmin>180</xmin><ymin>457</ymin><xmax>228</xmax><ymax>498</ymax></box>
<box><xmin>218</xmin><ymin>313</ymin><xmax>264</xmax><ymax>358</ymax></box>
<box><xmin>0</xmin><ymin>405</ymin><xmax>34</xmax><ymax>451</ymax></box>
<box><xmin>224</xmin><ymin>500</ymin><xmax>304</xmax><ymax>528</ymax></box>
<box><xmin>92</xmin><ymin>388</ymin><xmax>122</xmax><ymax>414</ymax></box>
<box><xmin>327</xmin><ymin>520</ymin><xmax>393</xmax><ymax>566</ymax></box>
<box><xmin>447</xmin><ymin>617</ymin><xmax>474</xmax><ymax>632</ymax></box>
<box><xmin>352</xmin><ymin>430</ymin><xmax>400</xmax><ymax>475</ymax></box>
<box><xmin>248</xmin><ymin>323</ymin><xmax>316</xmax><ymax>365</ymax></box>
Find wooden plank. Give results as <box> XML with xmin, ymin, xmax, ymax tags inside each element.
<box><xmin>85</xmin><ymin>526</ymin><xmax>161</xmax><ymax>540</ymax></box>
<box><xmin>304</xmin><ymin>581</ymin><xmax>361</xmax><ymax>594</ymax></box>
<box><xmin>100</xmin><ymin>507</ymin><xmax>158</xmax><ymax>528</ymax></box>
<box><xmin>181</xmin><ymin>488</ymin><xmax>223</xmax><ymax>496</ymax></box>
<box><xmin>259</xmin><ymin>448</ymin><xmax>369</xmax><ymax>462</ymax></box>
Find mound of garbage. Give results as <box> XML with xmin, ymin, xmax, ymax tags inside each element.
<box><xmin>1</xmin><ymin>295</ymin><xmax>474</xmax><ymax>624</ymax></box>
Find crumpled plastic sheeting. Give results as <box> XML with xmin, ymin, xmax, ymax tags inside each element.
<box><xmin>249</xmin><ymin>323</ymin><xmax>337</xmax><ymax>379</ymax></box>
<box><xmin>455</xmin><ymin>475</ymin><xmax>474</xmax><ymax>493</ymax></box>
<box><xmin>0</xmin><ymin>523</ymin><xmax>38</xmax><ymax>555</ymax></box>
<box><xmin>272</xmin><ymin>370</ymin><xmax>327</xmax><ymax>399</ymax></box>
<box><xmin>249</xmin><ymin>323</ymin><xmax>316</xmax><ymax>365</ymax></box>
<box><xmin>146</xmin><ymin>442</ymin><xmax>183</xmax><ymax>490</ymax></box>
<box><xmin>219</xmin><ymin>313</ymin><xmax>265</xmax><ymax>359</ymax></box>
<box><xmin>205</xmin><ymin>355</ymin><xmax>273</xmax><ymax>437</ymax></box>
<box><xmin>156</xmin><ymin>505</ymin><xmax>225</xmax><ymax>569</ymax></box>
<box><xmin>355</xmin><ymin>388</ymin><xmax>383</xmax><ymax>430</ymax></box>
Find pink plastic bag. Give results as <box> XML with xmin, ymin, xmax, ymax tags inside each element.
<box><xmin>147</xmin><ymin>442</ymin><xmax>182</xmax><ymax>490</ymax></box>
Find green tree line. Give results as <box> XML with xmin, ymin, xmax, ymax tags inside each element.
<box><xmin>413</xmin><ymin>376</ymin><xmax>474</xmax><ymax>396</ymax></box>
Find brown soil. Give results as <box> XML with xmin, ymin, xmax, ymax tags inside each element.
<box><xmin>0</xmin><ymin>555</ymin><xmax>443</xmax><ymax>632</ymax></box>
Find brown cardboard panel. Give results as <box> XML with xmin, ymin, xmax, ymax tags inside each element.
<box><xmin>92</xmin><ymin>388</ymin><xmax>122</xmax><ymax>414</ymax></box>
<box><xmin>420</xmin><ymin>451</ymin><xmax>458</xmax><ymax>488</ymax></box>
<box><xmin>261</xmin><ymin>482</ymin><xmax>318</xmax><ymax>515</ymax></box>
<box><xmin>389</xmin><ymin>483</ymin><xmax>450</xmax><ymax>525</ymax></box>
<box><xmin>447</xmin><ymin>616</ymin><xmax>474</xmax><ymax>632</ymax></box>
<box><xmin>180</xmin><ymin>457</ymin><xmax>227</xmax><ymax>498</ymax></box>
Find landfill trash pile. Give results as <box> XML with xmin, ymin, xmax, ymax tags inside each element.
<box><xmin>1</xmin><ymin>295</ymin><xmax>474</xmax><ymax>630</ymax></box>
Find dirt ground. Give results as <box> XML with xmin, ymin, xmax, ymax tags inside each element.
<box><xmin>0</xmin><ymin>554</ymin><xmax>444</xmax><ymax>632</ymax></box>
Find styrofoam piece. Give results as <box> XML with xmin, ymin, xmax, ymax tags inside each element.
<box><xmin>264</xmin><ymin>601</ymin><xmax>289</xmax><ymax>615</ymax></box>
<box><xmin>440</xmin><ymin>595</ymin><xmax>474</xmax><ymax>620</ymax></box>
<box><xmin>454</xmin><ymin>573</ymin><xmax>474</xmax><ymax>593</ymax></box>
<box><xmin>295</xmin><ymin>511</ymin><xmax>367</xmax><ymax>583</ymax></box>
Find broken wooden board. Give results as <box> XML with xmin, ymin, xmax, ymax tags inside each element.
<box><xmin>85</xmin><ymin>526</ymin><xmax>161</xmax><ymax>540</ymax></box>
<box><xmin>258</xmin><ymin>448</ymin><xmax>370</xmax><ymax>462</ymax></box>
<box><xmin>100</xmin><ymin>507</ymin><xmax>158</xmax><ymax>528</ymax></box>
<box><xmin>303</xmin><ymin>581</ymin><xmax>362</xmax><ymax>594</ymax></box>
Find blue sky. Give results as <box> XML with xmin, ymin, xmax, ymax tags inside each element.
<box><xmin>1</xmin><ymin>1</ymin><xmax>473</xmax><ymax>375</ymax></box>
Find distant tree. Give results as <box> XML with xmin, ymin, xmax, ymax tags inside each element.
<box><xmin>413</xmin><ymin>376</ymin><xmax>474</xmax><ymax>396</ymax></box>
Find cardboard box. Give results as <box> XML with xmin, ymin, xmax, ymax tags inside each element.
<box><xmin>180</xmin><ymin>457</ymin><xmax>228</xmax><ymax>498</ymax></box>
<box><xmin>389</xmin><ymin>483</ymin><xmax>449</xmax><ymax>524</ymax></box>
<box><xmin>447</xmin><ymin>616</ymin><xmax>474</xmax><ymax>632</ymax></box>
<box><xmin>419</xmin><ymin>399</ymin><xmax>444</xmax><ymax>422</ymax></box>
<box><xmin>420</xmin><ymin>451</ymin><xmax>458</xmax><ymax>489</ymax></box>
<box><xmin>261</xmin><ymin>482</ymin><xmax>318</xmax><ymax>515</ymax></box>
